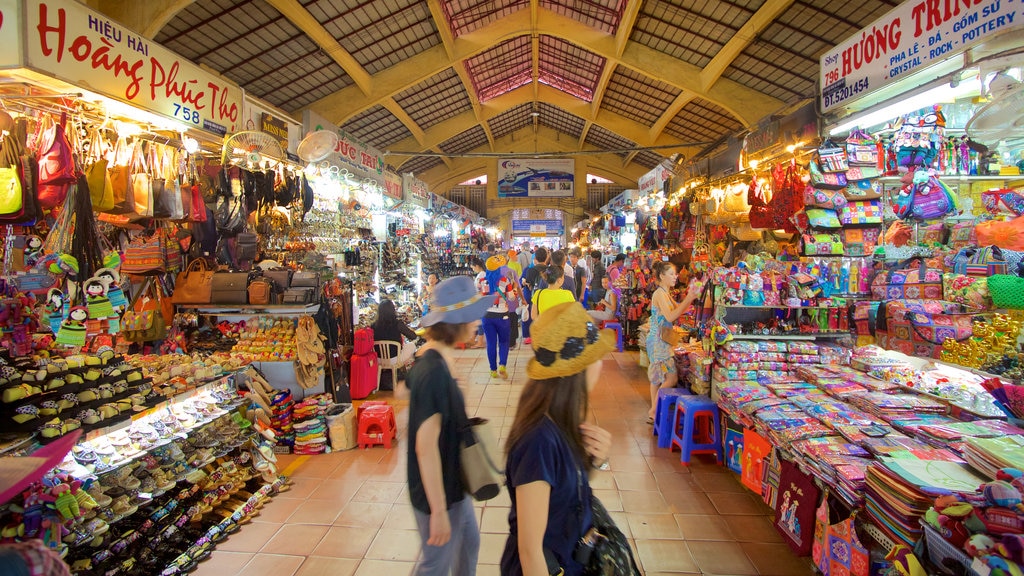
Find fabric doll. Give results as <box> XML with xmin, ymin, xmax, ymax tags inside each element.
<box><xmin>95</xmin><ymin>268</ymin><xmax>128</xmax><ymax>312</ymax></box>
<box><xmin>83</xmin><ymin>278</ymin><xmax>115</xmax><ymax>320</ymax></box>
<box><xmin>23</xmin><ymin>235</ymin><xmax>44</xmax><ymax>269</ymax></box>
<box><xmin>56</xmin><ymin>307</ymin><xmax>88</xmax><ymax>348</ymax></box>
<box><xmin>45</xmin><ymin>289</ymin><xmax>66</xmax><ymax>335</ymax></box>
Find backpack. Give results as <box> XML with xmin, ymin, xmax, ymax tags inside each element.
<box><xmin>895</xmin><ymin>173</ymin><xmax>956</xmax><ymax>220</ymax></box>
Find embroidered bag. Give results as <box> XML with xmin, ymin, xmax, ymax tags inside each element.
<box><xmin>948</xmin><ymin>220</ymin><xmax>977</xmax><ymax>250</ymax></box>
<box><xmin>981</xmin><ymin>189</ymin><xmax>1024</xmax><ymax>216</ymax></box>
<box><xmin>878</xmin><ymin>300</ymin><xmax>978</xmax><ymax>359</ymax></box>
<box><xmin>817</xmin><ymin>141</ymin><xmax>849</xmax><ymax>173</ymax></box>
<box><xmin>919</xmin><ymin>222</ymin><xmax>947</xmax><ymax>245</ymax></box>
<box><xmin>121</xmin><ymin>278</ymin><xmax>167</xmax><ymax>343</ymax></box>
<box><xmin>844</xmin><ymin>177</ymin><xmax>882</xmax><ymax>200</ymax></box>
<box><xmin>942</xmin><ymin>273</ymin><xmax>991</xmax><ymax>310</ymax></box>
<box><xmin>742</xmin><ymin>428</ymin><xmax>772</xmax><ymax>496</ymax></box>
<box><xmin>842</xmin><ymin>228</ymin><xmax>880</xmax><ymax>256</ymax></box>
<box><xmin>806</xmin><ymin>208</ymin><xmax>842</xmax><ymax>229</ymax></box>
<box><xmin>802</xmin><ymin>233</ymin><xmax>844</xmax><ymax>256</ymax></box>
<box><xmin>120</xmin><ymin>229</ymin><xmax>168</xmax><ymax>275</ymax></box>
<box><xmin>809</xmin><ymin>161</ymin><xmax>848</xmax><ymax>190</ymax></box>
<box><xmin>750</xmin><ymin>161</ymin><xmax>803</xmax><ymax>232</ymax></box>
<box><xmin>839</xmin><ymin>199</ymin><xmax>882</xmax><ymax>225</ymax></box>
<box><xmin>976</xmin><ymin>215</ymin><xmax>1024</xmax><ymax>251</ymax></box>
<box><xmin>952</xmin><ymin>246</ymin><xmax>1008</xmax><ymax>277</ymax></box>
<box><xmin>813</xmin><ymin>494</ymin><xmax>870</xmax><ymax>576</ymax></box>
<box><xmin>803</xmin><ymin>185</ymin><xmax>847</xmax><ymax>210</ymax></box>
<box><xmin>775</xmin><ymin>458</ymin><xmax>821</xmax><ymax>556</ymax></box>
<box><xmin>870</xmin><ymin>258</ymin><xmax>943</xmax><ymax>300</ymax></box>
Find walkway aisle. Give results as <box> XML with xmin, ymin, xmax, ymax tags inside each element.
<box><xmin>193</xmin><ymin>347</ymin><xmax>815</xmax><ymax>576</ymax></box>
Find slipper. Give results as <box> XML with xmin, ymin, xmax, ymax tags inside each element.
<box><xmin>645</xmin><ymin>416</ymin><xmax>654</xmax><ymax>425</ymax></box>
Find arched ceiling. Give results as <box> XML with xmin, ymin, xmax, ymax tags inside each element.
<box><xmin>96</xmin><ymin>0</ymin><xmax>899</xmax><ymax>188</ymax></box>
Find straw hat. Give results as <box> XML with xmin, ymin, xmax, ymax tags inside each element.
<box><xmin>485</xmin><ymin>254</ymin><xmax>508</xmax><ymax>271</ymax></box>
<box><xmin>526</xmin><ymin>302</ymin><xmax>615</xmax><ymax>379</ymax></box>
<box><xmin>421</xmin><ymin>276</ymin><xmax>492</xmax><ymax>327</ymax></box>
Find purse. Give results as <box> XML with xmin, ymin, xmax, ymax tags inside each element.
<box><xmin>817</xmin><ymin>141</ymin><xmax>849</xmax><ymax>173</ymax></box>
<box><xmin>660</xmin><ymin>325</ymin><xmax>682</xmax><ymax>347</ymax></box>
<box><xmin>802</xmin><ymin>233</ymin><xmax>844</xmax><ymax>256</ymax></box>
<box><xmin>35</xmin><ymin>114</ymin><xmax>76</xmax><ymax>209</ymax></box>
<box><xmin>291</xmin><ymin>271</ymin><xmax>319</xmax><ymax>289</ymax></box>
<box><xmin>877</xmin><ymin>300</ymin><xmax>979</xmax><ymax>358</ymax></box>
<box><xmin>459</xmin><ymin>416</ymin><xmax>502</xmax><ymax>501</ymax></box>
<box><xmin>130</xmin><ymin>141</ymin><xmax>154</xmax><ymax>218</ymax></box>
<box><xmin>809</xmin><ymin>160</ymin><xmax>847</xmax><ymax>190</ymax></box>
<box><xmin>805</xmin><ymin>208</ymin><xmax>841</xmax><ymax>229</ymax></box>
<box><xmin>871</xmin><ymin>258</ymin><xmax>943</xmax><ymax>300</ymax></box>
<box><xmin>802</xmin><ymin>186</ymin><xmax>847</xmax><ymax>210</ymax></box>
<box><xmin>84</xmin><ymin>130</ymin><xmax>114</xmax><ymax>212</ymax></box>
<box><xmin>988</xmin><ymin>275</ymin><xmax>1024</xmax><ymax>309</ymax></box>
<box><xmin>839</xmin><ymin>199</ymin><xmax>882</xmax><ymax>225</ymax></box>
<box><xmin>247</xmin><ymin>278</ymin><xmax>273</xmax><ymax>306</ymax></box>
<box><xmin>210</xmin><ymin>272</ymin><xmax>250</xmax><ymax>304</ymax></box>
<box><xmin>171</xmin><ymin>259</ymin><xmax>214</xmax><ymax>304</ymax></box>
<box><xmin>122</xmin><ymin>277</ymin><xmax>167</xmax><ymax>343</ymax></box>
<box><xmin>952</xmin><ymin>246</ymin><xmax>1008</xmax><ymax>277</ymax></box>
<box><xmin>120</xmin><ymin>229</ymin><xmax>168</xmax><ymax>275</ymax></box>
<box><xmin>263</xmin><ymin>268</ymin><xmax>292</xmax><ymax>290</ymax></box>
<box><xmin>108</xmin><ymin>137</ymin><xmax>134</xmax><ymax>215</ymax></box>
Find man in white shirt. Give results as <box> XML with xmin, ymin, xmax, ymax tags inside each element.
<box><xmin>516</xmin><ymin>241</ymin><xmax>532</xmax><ymax>272</ymax></box>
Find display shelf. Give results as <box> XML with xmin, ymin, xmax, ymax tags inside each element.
<box><xmin>730</xmin><ymin>332</ymin><xmax>851</xmax><ymax>341</ymax></box>
<box><xmin>721</xmin><ymin>305</ymin><xmax>848</xmax><ymax>309</ymax></box>
<box><xmin>877</xmin><ymin>175</ymin><xmax>1024</xmax><ymax>184</ymax></box>
<box><xmin>175</xmin><ymin>304</ymin><xmax>320</xmax><ymax>315</ymax></box>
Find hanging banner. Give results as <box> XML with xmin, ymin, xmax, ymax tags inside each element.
<box><xmin>512</xmin><ymin>219</ymin><xmax>564</xmax><ymax>237</ymax></box>
<box><xmin>819</xmin><ymin>0</ymin><xmax>1024</xmax><ymax>112</ymax></box>
<box><xmin>382</xmin><ymin>170</ymin><xmax>402</xmax><ymax>201</ymax></box>
<box><xmin>303</xmin><ymin>110</ymin><xmax>386</xmax><ymax>184</ymax></box>
<box><xmin>403</xmin><ymin>173</ymin><xmax>429</xmax><ymax>208</ymax></box>
<box><xmin>637</xmin><ymin>164</ymin><xmax>672</xmax><ymax>197</ymax></box>
<box><xmin>0</xmin><ymin>0</ymin><xmax>21</xmax><ymax>69</ymax></box>
<box><xmin>498</xmin><ymin>158</ymin><xmax>574</xmax><ymax>198</ymax></box>
<box><xmin>24</xmin><ymin>0</ymin><xmax>242</xmax><ymax>135</ymax></box>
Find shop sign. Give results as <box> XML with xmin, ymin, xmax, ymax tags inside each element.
<box><xmin>637</xmin><ymin>164</ymin><xmax>671</xmax><ymax>196</ymax></box>
<box><xmin>0</xmin><ymin>0</ymin><xmax>21</xmax><ymax>68</ymax></box>
<box><xmin>512</xmin><ymin>219</ymin><xmax>563</xmax><ymax>237</ymax></box>
<box><xmin>498</xmin><ymin>158</ymin><xmax>574</xmax><ymax>198</ymax></box>
<box><xmin>403</xmin><ymin>173</ymin><xmax>429</xmax><ymax>207</ymax></box>
<box><xmin>604</xmin><ymin>189</ymin><xmax>636</xmax><ymax>212</ymax></box>
<box><xmin>260</xmin><ymin>113</ymin><xmax>287</xmax><ymax>148</ymax></box>
<box><xmin>24</xmin><ymin>0</ymin><xmax>242</xmax><ymax>135</ymax></box>
<box><xmin>820</xmin><ymin>0</ymin><xmax>1024</xmax><ymax>112</ymax></box>
<box><xmin>303</xmin><ymin>110</ymin><xmax>386</xmax><ymax>181</ymax></box>
<box><xmin>382</xmin><ymin>170</ymin><xmax>402</xmax><ymax>200</ymax></box>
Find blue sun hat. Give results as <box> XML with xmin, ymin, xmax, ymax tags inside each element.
<box><xmin>421</xmin><ymin>275</ymin><xmax>492</xmax><ymax>327</ymax></box>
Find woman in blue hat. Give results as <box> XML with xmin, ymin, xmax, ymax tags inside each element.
<box><xmin>407</xmin><ymin>275</ymin><xmax>492</xmax><ymax>576</ymax></box>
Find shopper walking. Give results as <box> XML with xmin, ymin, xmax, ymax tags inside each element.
<box><xmin>407</xmin><ymin>276</ymin><xmax>490</xmax><ymax>576</ymax></box>
<box><xmin>501</xmin><ymin>302</ymin><xmax>615</xmax><ymax>576</ymax></box>
<box><xmin>530</xmin><ymin>265</ymin><xmax>576</xmax><ymax>320</ymax></box>
<box><xmin>520</xmin><ymin>247</ymin><xmax>549</xmax><ymax>345</ymax></box>
<box><xmin>588</xmin><ymin>250</ymin><xmax>606</xmax><ymax>308</ymax></box>
<box><xmin>473</xmin><ymin>254</ymin><xmax>521</xmax><ymax>378</ymax></box>
<box><xmin>645</xmin><ymin>261</ymin><xmax>703</xmax><ymax>423</ymax></box>
<box><xmin>550</xmin><ymin>251</ymin><xmax>576</xmax><ymax>299</ymax></box>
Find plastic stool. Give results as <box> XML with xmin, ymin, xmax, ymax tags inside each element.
<box><xmin>670</xmin><ymin>395</ymin><xmax>723</xmax><ymax>465</ymax></box>
<box><xmin>601</xmin><ymin>321</ymin><xmax>624</xmax><ymax>352</ymax></box>
<box><xmin>357</xmin><ymin>403</ymin><xmax>397</xmax><ymax>449</ymax></box>
<box><xmin>653</xmin><ymin>387</ymin><xmax>693</xmax><ymax>449</ymax></box>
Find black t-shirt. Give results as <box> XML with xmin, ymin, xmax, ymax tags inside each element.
<box><xmin>407</xmin><ymin>349</ymin><xmax>467</xmax><ymax>513</ymax></box>
<box><xmin>370</xmin><ymin>320</ymin><xmax>417</xmax><ymax>357</ymax></box>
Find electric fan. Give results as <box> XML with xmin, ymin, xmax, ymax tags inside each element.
<box><xmin>221</xmin><ymin>131</ymin><xmax>284</xmax><ymax>168</ymax></box>
<box><xmin>296</xmin><ymin>130</ymin><xmax>338</xmax><ymax>163</ymax></box>
<box><xmin>966</xmin><ymin>73</ymin><xmax>1024</xmax><ymax>146</ymax></box>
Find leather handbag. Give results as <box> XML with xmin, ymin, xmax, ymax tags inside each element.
<box><xmin>171</xmin><ymin>259</ymin><xmax>214</xmax><ymax>304</ymax></box>
<box><xmin>247</xmin><ymin>278</ymin><xmax>273</xmax><ymax>305</ymax></box>
<box><xmin>210</xmin><ymin>272</ymin><xmax>250</xmax><ymax>304</ymax></box>
<box><xmin>291</xmin><ymin>271</ymin><xmax>319</xmax><ymax>288</ymax></box>
<box><xmin>282</xmin><ymin>287</ymin><xmax>312</xmax><ymax>304</ymax></box>
<box><xmin>237</xmin><ymin>232</ymin><xmax>258</xmax><ymax>262</ymax></box>
<box><xmin>263</xmin><ymin>268</ymin><xmax>292</xmax><ymax>290</ymax></box>
<box><xmin>660</xmin><ymin>325</ymin><xmax>683</xmax><ymax>347</ymax></box>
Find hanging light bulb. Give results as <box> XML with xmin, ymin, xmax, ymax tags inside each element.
<box><xmin>181</xmin><ymin>135</ymin><xmax>200</xmax><ymax>154</ymax></box>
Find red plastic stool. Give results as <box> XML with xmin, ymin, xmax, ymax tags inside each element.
<box><xmin>358</xmin><ymin>403</ymin><xmax>397</xmax><ymax>449</ymax></box>
<box><xmin>601</xmin><ymin>321</ymin><xmax>624</xmax><ymax>352</ymax></box>
<box><xmin>669</xmin><ymin>395</ymin><xmax>722</xmax><ymax>465</ymax></box>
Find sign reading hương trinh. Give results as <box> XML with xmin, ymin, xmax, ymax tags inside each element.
<box><xmin>24</xmin><ymin>0</ymin><xmax>242</xmax><ymax>136</ymax></box>
<box><xmin>819</xmin><ymin>0</ymin><xmax>1024</xmax><ymax>113</ymax></box>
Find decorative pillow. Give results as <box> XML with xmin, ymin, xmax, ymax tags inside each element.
<box><xmin>942</xmin><ymin>273</ymin><xmax>991</xmax><ymax>310</ymax></box>
<box><xmin>919</xmin><ymin>222</ymin><xmax>947</xmax><ymax>246</ymax></box>
<box><xmin>843</xmin><ymin>228</ymin><xmax>881</xmax><ymax>256</ymax></box>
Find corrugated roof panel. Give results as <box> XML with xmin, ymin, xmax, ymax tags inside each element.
<box><xmin>633</xmin><ymin>150</ymin><xmax>665</xmax><ymax>170</ymax></box>
<box><xmin>393</xmin><ymin>68</ymin><xmax>474</xmax><ymax>130</ymax></box>
<box><xmin>305</xmin><ymin>0</ymin><xmax>441</xmax><ymax>75</ymax></box>
<box><xmin>340</xmin><ymin>106</ymin><xmax>415</xmax><ymax>149</ymax></box>
<box><xmin>540</xmin><ymin>0</ymin><xmax>626</xmax><ymax>35</ymax></box>
<box><xmin>440</xmin><ymin>126</ymin><xmax>490</xmax><ymax>154</ymax></box>
<box><xmin>537</xmin><ymin>103</ymin><xmax>586</xmax><ymax>139</ymax></box>
<box><xmin>600</xmin><ymin>66</ymin><xmax>680</xmax><ymax>126</ymax></box>
<box><xmin>537</xmin><ymin>36</ymin><xmax>605</xmax><ymax>102</ymax></box>
<box><xmin>585</xmin><ymin>125</ymin><xmax>635</xmax><ymax>158</ymax></box>
<box><xmin>664</xmin><ymin>98</ymin><xmax>743</xmax><ymax>144</ymax></box>
<box><xmin>465</xmin><ymin>36</ymin><xmax>533</xmax><ymax>102</ymax></box>
<box><xmin>399</xmin><ymin>155</ymin><xmax>444</xmax><ymax>176</ymax></box>
<box><xmin>488</xmin><ymin>104</ymin><xmax>533</xmax><ymax>140</ymax></box>
<box><xmin>442</xmin><ymin>0</ymin><xmax>528</xmax><ymax>37</ymax></box>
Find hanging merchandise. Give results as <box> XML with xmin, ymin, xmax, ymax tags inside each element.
<box><xmin>121</xmin><ymin>277</ymin><xmax>168</xmax><ymax>343</ymax></box>
<box><xmin>893</xmin><ymin>171</ymin><xmax>957</xmax><ymax>220</ymax></box>
<box><xmin>107</xmin><ymin>136</ymin><xmax>133</xmax><ymax>215</ymax></box>
<box><xmin>817</xmin><ymin>139</ymin><xmax>850</xmax><ymax>173</ymax></box>
<box><xmin>84</xmin><ymin>128</ymin><xmax>114</xmax><ymax>212</ymax></box>
<box><xmin>750</xmin><ymin>161</ymin><xmax>804</xmax><ymax>232</ymax></box>
<box><xmin>35</xmin><ymin>113</ymin><xmax>77</xmax><ymax>210</ymax></box>
<box><xmin>120</xmin><ymin>228</ymin><xmax>169</xmax><ymax>275</ymax></box>
<box><xmin>803</xmin><ymin>185</ymin><xmax>847</xmax><ymax>211</ymax></box>
<box><xmin>129</xmin><ymin>140</ymin><xmax>154</xmax><ymax>218</ymax></box>
<box><xmin>845</xmin><ymin>129</ymin><xmax>880</xmax><ymax>168</ymax></box>
<box><xmin>809</xmin><ymin>160</ymin><xmax>848</xmax><ymax>190</ymax></box>
<box><xmin>0</xmin><ymin>118</ymin><xmax>41</xmax><ymax>225</ymax></box>
<box><xmin>839</xmin><ymin>200</ymin><xmax>883</xmax><ymax>225</ymax></box>
<box><xmin>976</xmin><ymin>216</ymin><xmax>1024</xmax><ymax>251</ymax></box>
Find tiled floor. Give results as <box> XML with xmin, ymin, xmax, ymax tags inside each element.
<box><xmin>197</xmin><ymin>347</ymin><xmax>815</xmax><ymax>575</ymax></box>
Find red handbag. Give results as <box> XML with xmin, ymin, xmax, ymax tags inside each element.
<box><xmin>36</xmin><ymin>114</ymin><xmax>76</xmax><ymax>209</ymax></box>
<box><xmin>750</xmin><ymin>161</ymin><xmax>803</xmax><ymax>232</ymax></box>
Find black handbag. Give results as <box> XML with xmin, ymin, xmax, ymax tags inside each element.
<box><xmin>263</xmin><ymin>268</ymin><xmax>292</xmax><ymax>291</ymax></box>
<box><xmin>210</xmin><ymin>272</ymin><xmax>250</xmax><ymax>304</ymax></box>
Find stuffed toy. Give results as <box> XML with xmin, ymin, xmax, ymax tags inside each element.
<box><xmin>966</xmin><ymin>534</ymin><xmax>997</xmax><ymax>557</ymax></box>
<box><xmin>984</xmin><ymin>481</ymin><xmax>1024</xmax><ymax>509</ymax></box>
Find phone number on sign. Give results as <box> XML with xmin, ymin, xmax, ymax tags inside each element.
<box><xmin>823</xmin><ymin>78</ymin><xmax>870</xmax><ymax>109</ymax></box>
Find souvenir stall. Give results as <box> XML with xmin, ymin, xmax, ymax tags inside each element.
<box><xmin>0</xmin><ymin>1</ymin><xmax>306</xmax><ymax>573</ymax></box>
<box><xmin>651</xmin><ymin>5</ymin><xmax>1024</xmax><ymax>575</ymax></box>
<box><xmin>428</xmin><ymin>193</ymin><xmax>483</xmax><ymax>278</ymax></box>
<box><xmin>599</xmin><ymin>190</ymin><xmax>639</xmax><ymax>255</ymax></box>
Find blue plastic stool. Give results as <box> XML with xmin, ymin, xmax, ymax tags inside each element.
<box><xmin>653</xmin><ymin>387</ymin><xmax>693</xmax><ymax>449</ymax></box>
<box><xmin>670</xmin><ymin>395</ymin><xmax>723</xmax><ymax>465</ymax></box>
<box><xmin>602</xmin><ymin>321</ymin><xmax>624</xmax><ymax>352</ymax></box>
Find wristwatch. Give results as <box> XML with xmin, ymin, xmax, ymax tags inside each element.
<box><xmin>591</xmin><ymin>457</ymin><xmax>610</xmax><ymax>471</ymax></box>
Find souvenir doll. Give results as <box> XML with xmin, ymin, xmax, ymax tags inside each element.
<box><xmin>56</xmin><ymin>307</ymin><xmax>88</xmax><ymax>348</ymax></box>
<box><xmin>45</xmin><ymin>289</ymin><xmax>66</xmax><ymax>334</ymax></box>
<box><xmin>94</xmin><ymin>268</ymin><xmax>128</xmax><ymax>312</ymax></box>
<box><xmin>23</xmin><ymin>236</ymin><xmax>44</xmax><ymax>269</ymax></box>
<box><xmin>83</xmin><ymin>278</ymin><xmax>115</xmax><ymax>320</ymax></box>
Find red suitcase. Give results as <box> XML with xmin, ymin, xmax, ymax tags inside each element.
<box><xmin>349</xmin><ymin>352</ymin><xmax>379</xmax><ymax>400</ymax></box>
<box><xmin>353</xmin><ymin>327</ymin><xmax>374</xmax><ymax>356</ymax></box>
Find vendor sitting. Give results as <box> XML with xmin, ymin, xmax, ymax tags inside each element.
<box><xmin>587</xmin><ymin>276</ymin><xmax>620</xmax><ymax>323</ymax></box>
<box><xmin>370</xmin><ymin>299</ymin><xmax>419</xmax><ymax>388</ymax></box>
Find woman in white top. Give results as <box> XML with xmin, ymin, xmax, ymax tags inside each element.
<box><xmin>587</xmin><ymin>276</ymin><xmax>619</xmax><ymax>323</ymax></box>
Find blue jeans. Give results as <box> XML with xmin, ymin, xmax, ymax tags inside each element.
<box><xmin>482</xmin><ymin>314</ymin><xmax>510</xmax><ymax>371</ymax></box>
<box><xmin>413</xmin><ymin>497</ymin><xmax>479</xmax><ymax>576</ymax></box>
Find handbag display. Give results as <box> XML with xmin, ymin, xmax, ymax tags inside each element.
<box><xmin>122</xmin><ymin>277</ymin><xmax>168</xmax><ymax>343</ymax></box>
<box><xmin>750</xmin><ymin>162</ymin><xmax>803</xmax><ymax>232</ymax></box>
<box><xmin>210</xmin><ymin>272</ymin><xmax>250</xmax><ymax>304</ymax></box>
<box><xmin>976</xmin><ymin>215</ymin><xmax>1024</xmax><ymax>251</ymax></box>
<box><xmin>291</xmin><ymin>271</ymin><xmax>319</xmax><ymax>289</ymax></box>
<box><xmin>805</xmin><ymin>208</ymin><xmax>841</xmax><ymax>229</ymax></box>
<box><xmin>263</xmin><ymin>268</ymin><xmax>292</xmax><ymax>290</ymax></box>
<box><xmin>876</xmin><ymin>299</ymin><xmax>979</xmax><ymax>359</ymax></box>
<box><xmin>813</xmin><ymin>494</ymin><xmax>869</xmax><ymax>576</ymax></box>
<box><xmin>809</xmin><ymin>160</ymin><xmax>847</xmax><ymax>190</ymax></box>
<box><xmin>282</xmin><ymin>287</ymin><xmax>313</xmax><ymax>304</ymax></box>
<box><xmin>247</xmin><ymin>278</ymin><xmax>273</xmax><ymax>306</ymax></box>
<box><xmin>839</xmin><ymin>199</ymin><xmax>882</xmax><ymax>225</ymax></box>
<box><xmin>130</xmin><ymin>141</ymin><xmax>154</xmax><ymax>218</ymax></box>
<box><xmin>802</xmin><ymin>233</ymin><xmax>843</xmax><ymax>256</ymax></box>
<box><xmin>84</xmin><ymin>130</ymin><xmax>114</xmax><ymax>212</ymax></box>
<box><xmin>170</xmin><ymin>259</ymin><xmax>214</xmax><ymax>304</ymax></box>
<box><xmin>0</xmin><ymin>119</ymin><xmax>40</xmax><ymax>225</ymax></box>
<box><xmin>952</xmin><ymin>246</ymin><xmax>1008</xmax><ymax>277</ymax></box>
<box><xmin>817</xmin><ymin>141</ymin><xmax>849</xmax><ymax>173</ymax></box>
<box><xmin>871</xmin><ymin>259</ymin><xmax>943</xmax><ymax>300</ymax></box>
<box><xmin>120</xmin><ymin>229</ymin><xmax>168</xmax><ymax>275</ymax></box>
<box><xmin>35</xmin><ymin>114</ymin><xmax>76</xmax><ymax>209</ymax></box>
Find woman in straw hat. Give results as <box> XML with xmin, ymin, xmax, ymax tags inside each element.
<box><xmin>500</xmin><ymin>302</ymin><xmax>616</xmax><ymax>576</ymax></box>
<box><xmin>407</xmin><ymin>276</ymin><xmax>492</xmax><ymax>576</ymax></box>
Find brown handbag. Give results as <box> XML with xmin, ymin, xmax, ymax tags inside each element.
<box><xmin>247</xmin><ymin>278</ymin><xmax>273</xmax><ymax>306</ymax></box>
<box><xmin>171</xmin><ymin>258</ymin><xmax>214</xmax><ymax>304</ymax></box>
<box><xmin>660</xmin><ymin>325</ymin><xmax>683</xmax><ymax>347</ymax></box>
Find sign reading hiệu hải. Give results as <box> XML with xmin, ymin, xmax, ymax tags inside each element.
<box><xmin>24</xmin><ymin>0</ymin><xmax>242</xmax><ymax>135</ymax></box>
<box><xmin>819</xmin><ymin>0</ymin><xmax>1024</xmax><ymax>112</ymax></box>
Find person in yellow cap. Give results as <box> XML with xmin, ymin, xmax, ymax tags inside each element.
<box><xmin>501</xmin><ymin>302</ymin><xmax>637</xmax><ymax>575</ymax></box>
